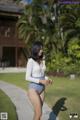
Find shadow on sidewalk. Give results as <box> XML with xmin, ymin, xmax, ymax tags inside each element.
<box><xmin>49</xmin><ymin>97</ymin><xmax>67</xmax><ymax>120</ymax></box>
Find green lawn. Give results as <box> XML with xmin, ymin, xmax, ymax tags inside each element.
<box><xmin>45</xmin><ymin>77</ymin><xmax>80</xmax><ymax>120</ymax></box>
<box><xmin>0</xmin><ymin>73</ymin><xmax>80</xmax><ymax>120</ymax></box>
<box><xmin>0</xmin><ymin>89</ymin><xmax>17</xmax><ymax>120</ymax></box>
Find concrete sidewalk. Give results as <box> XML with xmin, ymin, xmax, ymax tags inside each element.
<box><xmin>0</xmin><ymin>67</ymin><xmax>26</xmax><ymax>73</ymax></box>
<box><xmin>0</xmin><ymin>81</ymin><xmax>58</xmax><ymax>120</ymax></box>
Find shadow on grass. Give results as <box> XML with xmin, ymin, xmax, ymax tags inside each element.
<box><xmin>49</xmin><ymin>97</ymin><xmax>67</xmax><ymax>120</ymax></box>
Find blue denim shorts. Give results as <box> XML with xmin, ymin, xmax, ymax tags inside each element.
<box><xmin>29</xmin><ymin>82</ymin><xmax>45</xmax><ymax>94</ymax></box>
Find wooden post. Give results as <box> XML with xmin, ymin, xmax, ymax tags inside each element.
<box><xmin>15</xmin><ymin>47</ymin><xmax>18</xmax><ymax>67</ymax></box>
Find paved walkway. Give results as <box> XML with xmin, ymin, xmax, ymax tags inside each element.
<box><xmin>0</xmin><ymin>67</ymin><xmax>26</xmax><ymax>73</ymax></box>
<box><xmin>0</xmin><ymin>81</ymin><xmax>58</xmax><ymax>120</ymax></box>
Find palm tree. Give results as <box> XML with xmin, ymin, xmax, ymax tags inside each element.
<box><xmin>59</xmin><ymin>4</ymin><xmax>80</xmax><ymax>53</ymax></box>
<box><xmin>17</xmin><ymin>0</ymin><xmax>56</xmax><ymax>57</ymax></box>
<box><xmin>17</xmin><ymin>1</ymin><xmax>80</xmax><ymax>71</ymax></box>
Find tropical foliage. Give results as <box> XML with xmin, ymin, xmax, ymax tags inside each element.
<box><xmin>17</xmin><ymin>0</ymin><xmax>80</xmax><ymax>75</ymax></box>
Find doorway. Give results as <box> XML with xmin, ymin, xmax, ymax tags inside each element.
<box><xmin>2</xmin><ymin>47</ymin><xmax>15</xmax><ymax>67</ymax></box>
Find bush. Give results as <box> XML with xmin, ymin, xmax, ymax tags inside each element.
<box><xmin>46</xmin><ymin>56</ymin><xmax>80</xmax><ymax>76</ymax></box>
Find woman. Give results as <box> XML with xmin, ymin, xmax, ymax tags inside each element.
<box><xmin>25</xmin><ymin>41</ymin><xmax>52</xmax><ymax>120</ymax></box>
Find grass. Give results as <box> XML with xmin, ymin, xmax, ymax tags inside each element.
<box><xmin>0</xmin><ymin>73</ymin><xmax>80</xmax><ymax>120</ymax></box>
<box><xmin>45</xmin><ymin>77</ymin><xmax>80</xmax><ymax>120</ymax></box>
<box><xmin>0</xmin><ymin>73</ymin><xmax>28</xmax><ymax>90</ymax></box>
<box><xmin>0</xmin><ymin>89</ymin><xmax>18</xmax><ymax>120</ymax></box>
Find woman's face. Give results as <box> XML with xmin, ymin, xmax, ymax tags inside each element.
<box><xmin>38</xmin><ymin>47</ymin><xmax>43</xmax><ymax>59</ymax></box>
<box><xmin>38</xmin><ymin>49</ymin><xmax>43</xmax><ymax>56</ymax></box>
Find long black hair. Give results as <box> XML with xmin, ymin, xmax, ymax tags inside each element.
<box><xmin>31</xmin><ymin>41</ymin><xmax>43</xmax><ymax>61</ymax></box>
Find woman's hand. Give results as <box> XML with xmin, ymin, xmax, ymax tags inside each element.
<box><xmin>39</xmin><ymin>79</ymin><xmax>53</xmax><ymax>86</ymax></box>
<box><xmin>48</xmin><ymin>79</ymin><xmax>53</xmax><ymax>84</ymax></box>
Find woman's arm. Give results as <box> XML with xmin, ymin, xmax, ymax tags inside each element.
<box><xmin>25</xmin><ymin>59</ymin><xmax>39</xmax><ymax>83</ymax></box>
<box><xmin>25</xmin><ymin>59</ymin><xmax>52</xmax><ymax>85</ymax></box>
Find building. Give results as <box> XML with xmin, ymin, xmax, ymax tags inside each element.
<box><xmin>0</xmin><ymin>0</ymin><xmax>27</xmax><ymax>67</ymax></box>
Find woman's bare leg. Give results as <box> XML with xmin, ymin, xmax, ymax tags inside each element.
<box><xmin>40</xmin><ymin>91</ymin><xmax>45</xmax><ymax>106</ymax></box>
<box><xmin>28</xmin><ymin>89</ymin><xmax>42</xmax><ymax>120</ymax></box>
<box><xmin>39</xmin><ymin>91</ymin><xmax>45</xmax><ymax>120</ymax></box>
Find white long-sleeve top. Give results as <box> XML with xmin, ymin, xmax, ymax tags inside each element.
<box><xmin>25</xmin><ymin>58</ymin><xmax>47</xmax><ymax>83</ymax></box>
